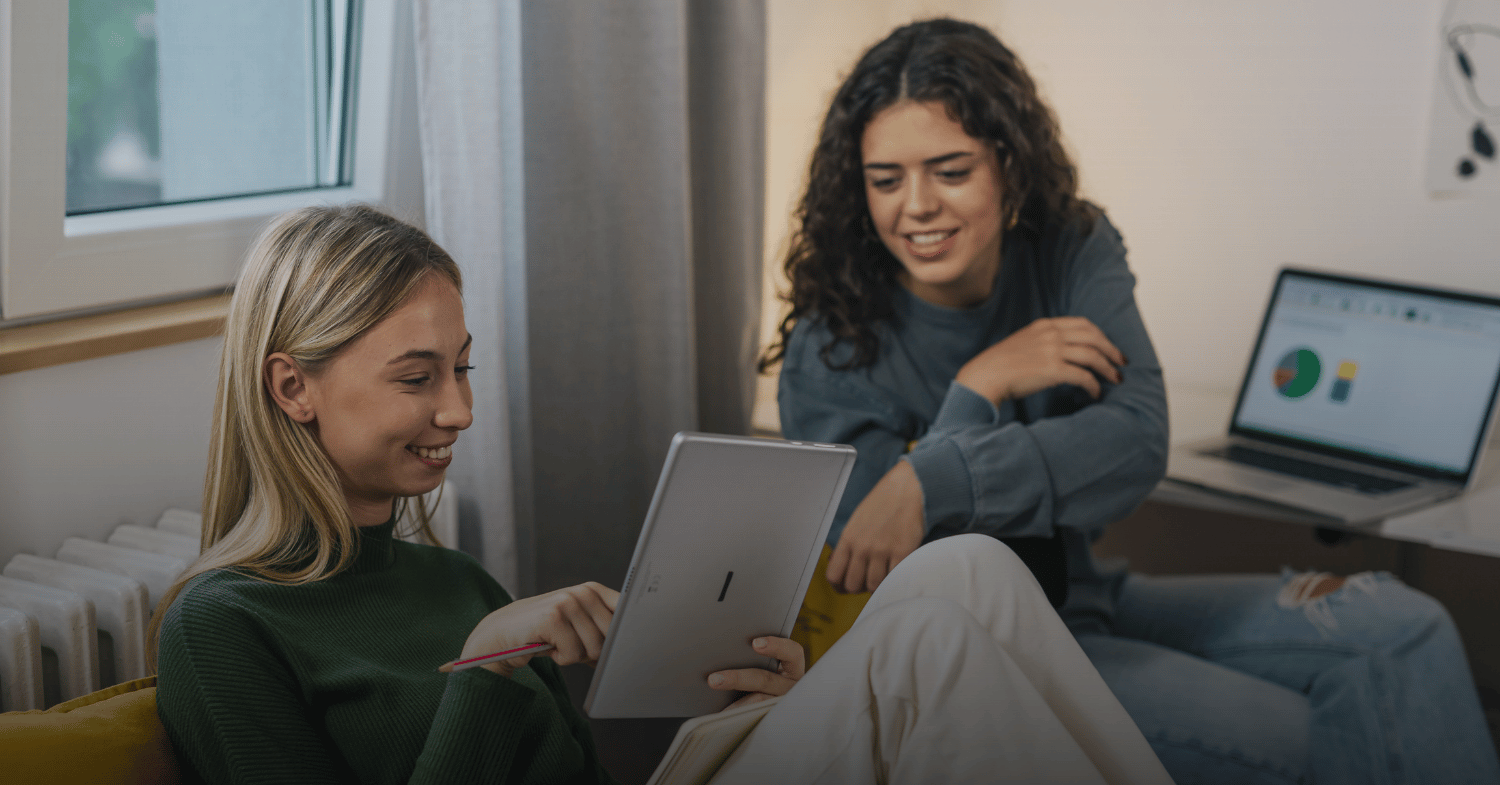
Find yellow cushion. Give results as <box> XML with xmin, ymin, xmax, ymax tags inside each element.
<box><xmin>0</xmin><ymin>676</ymin><xmax>180</xmax><ymax>785</ymax></box>
<box><xmin>791</xmin><ymin>544</ymin><xmax>873</xmax><ymax>668</ymax></box>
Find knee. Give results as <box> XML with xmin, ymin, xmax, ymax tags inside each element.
<box><xmin>905</xmin><ymin>533</ymin><xmax>1029</xmax><ymax>581</ymax></box>
<box><xmin>852</xmin><ymin>596</ymin><xmax>987</xmax><ymax>662</ymax></box>
<box><xmin>891</xmin><ymin>534</ymin><xmax>1048</xmax><ymax>608</ymax></box>
<box><xmin>1283</xmin><ymin>571</ymin><xmax>1459</xmax><ymax>646</ymax></box>
<box><xmin>1362</xmin><ymin>575</ymin><xmax>1458</xmax><ymax>636</ymax></box>
<box><xmin>1343</xmin><ymin>573</ymin><xmax>1449</xmax><ymax>618</ymax></box>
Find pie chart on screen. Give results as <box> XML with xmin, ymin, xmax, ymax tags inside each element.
<box><xmin>1273</xmin><ymin>348</ymin><xmax>1321</xmax><ymax>398</ymax></box>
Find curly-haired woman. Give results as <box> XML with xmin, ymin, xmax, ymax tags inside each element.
<box><xmin>766</xmin><ymin>17</ymin><xmax>1500</xmax><ymax>785</ymax></box>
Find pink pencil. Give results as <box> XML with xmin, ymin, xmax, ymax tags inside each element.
<box><xmin>438</xmin><ymin>642</ymin><xmax>554</xmax><ymax>673</ymax></box>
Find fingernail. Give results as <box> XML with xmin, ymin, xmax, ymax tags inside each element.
<box><xmin>753</xmin><ymin>637</ymin><xmax>767</xmax><ymax>648</ymax></box>
<box><xmin>708</xmin><ymin>673</ymin><xmax>725</xmax><ymax>687</ymax></box>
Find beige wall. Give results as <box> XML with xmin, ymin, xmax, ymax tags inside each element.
<box><xmin>0</xmin><ymin>338</ymin><xmax>220</xmax><ymax>569</ymax></box>
<box><xmin>760</xmin><ymin>1</ymin><xmax>1500</xmax><ymax>429</ymax></box>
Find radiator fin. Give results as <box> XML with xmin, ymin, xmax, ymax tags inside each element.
<box><xmin>5</xmin><ymin>555</ymin><xmax>151</xmax><ymax>684</ymax></box>
<box><xmin>56</xmin><ymin>538</ymin><xmax>188</xmax><ymax>609</ymax></box>
<box><xmin>108</xmin><ymin>524</ymin><xmax>200</xmax><ymax>563</ymax></box>
<box><xmin>0</xmin><ymin>576</ymin><xmax>98</xmax><ymax>702</ymax></box>
<box><xmin>156</xmin><ymin>508</ymin><xmax>204</xmax><ymax>539</ymax></box>
<box><xmin>0</xmin><ymin>606</ymin><xmax>42</xmax><ymax>711</ymax></box>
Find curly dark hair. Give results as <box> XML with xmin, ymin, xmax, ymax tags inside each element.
<box><xmin>760</xmin><ymin>18</ymin><xmax>1097</xmax><ymax>372</ymax></box>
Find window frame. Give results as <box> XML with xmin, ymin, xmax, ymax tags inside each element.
<box><xmin>1</xmin><ymin>0</ymin><xmax>400</xmax><ymax>321</ymax></box>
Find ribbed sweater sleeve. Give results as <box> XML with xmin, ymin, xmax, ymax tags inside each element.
<box><xmin>409</xmin><ymin>666</ymin><xmax>571</xmax><ymax>781</ymax></box>
<box><xmin>158</xmin><ymin>590</ymin><xmax>350</xmax><ymax>783</ymax></box>
<box><xmin>157</xmin><ymin>531</ymin><xmax>617</xmax><ymax>785</ymax></box>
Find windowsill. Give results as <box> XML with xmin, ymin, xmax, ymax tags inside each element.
<box><xmin>0</xmin><ymin>294</ymin><xmax>231</xmax><ymax>375</ymax></box>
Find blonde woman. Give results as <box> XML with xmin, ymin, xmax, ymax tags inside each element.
<box><xmin>151</xmin><ymin>204</ymin><xmax>1170</xmax><ymax>784</ymax></box>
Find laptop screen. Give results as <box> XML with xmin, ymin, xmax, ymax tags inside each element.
<box><xmin>1230</xmin><ymin>269</ymin><xmax>1500</xmax><ymax>480</ymax></box>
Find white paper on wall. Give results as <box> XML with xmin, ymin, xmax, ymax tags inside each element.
<box><xmin>1427</xmin><ymin>0</ymin><xmax>1500</xmax><ymax>194</ymax></box>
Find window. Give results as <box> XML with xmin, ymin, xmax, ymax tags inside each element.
<box><xmin>1</xmin><ymin>0</ymin><xmax>405</xmax><ymax>321</ymax></box>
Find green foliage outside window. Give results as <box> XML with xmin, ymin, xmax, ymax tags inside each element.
<box><xmin>67</xmin><ymin>0</ymin><xmax>161</xmax><ymax>215</ymax></box>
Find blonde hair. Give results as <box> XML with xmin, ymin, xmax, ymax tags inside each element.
<box><xmin>148</xmin><ymin>204</ymin><xmax>463</xmax><ymax>669</ymax></box>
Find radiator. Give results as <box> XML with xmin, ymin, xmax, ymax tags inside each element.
<box><xmin>107</xmin><ymin>524</ymin><xmax>200</xmax><ymax>563</ymax></box>
<box><xmin>3</xmin><ymin>555</ymin><xmax>151</xmax><ymax>685</ymax></box>
<box><xmin>55</xmin><ymin>538</ymin><xmax>188</xmax><ymax>610</ymax></box>
<box><xmin>0</xmin><ymin>606</ymin><xmax>41</xmax><ymax>711</ymax></box>
<box><xmin>1</xmin><ymin>484</ymin><xmax>461</xmax><ymax>709</ymax></box>
<box><xmin>155</xmin><ymin>508</ymin><xmax>203</xmax><ymax>539</ymax></box>
<box><xmin>0</xmin><ymin>576</ymin><xmax>98</xmax><ymax>704</ymax></box>
<box><xmin>10</xmin><ymin>541</ymin><xmax>185</xmax><ymax>709</ymax></box>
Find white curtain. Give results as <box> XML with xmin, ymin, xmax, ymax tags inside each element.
<box><xmin>412</xmin><ymin>1</ymin><xmax>526</xmax><ymax>589</ymax></box>
<box><xmin>413</xmin><ymin>0</ymin><xmax>766</xmax><ymax>596</ymax></box>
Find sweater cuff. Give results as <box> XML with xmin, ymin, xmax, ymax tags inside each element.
<box><xmin>414</xmin><ymin>668</ymin><xmax>541</xmax><ymax>778</ymax></box>
<box><xmin>930</xmin><ymin>381</ymin><xmax>1007</xmax><ymax>433</ymax></box>
<box><xmin>903</xmin><ymin>438</ymin><xmax>975</xmax><ymax>529</ymax></box>
<box><xmin>443</xmin><ymin>666</ymin><xmax>541</xmax><ymax>729</ymax></box>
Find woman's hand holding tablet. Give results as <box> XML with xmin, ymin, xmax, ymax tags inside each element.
<box><xmin>707</xmin><ymin>636</ymin><xmax>806</xmax><ymax>709</ymax></box>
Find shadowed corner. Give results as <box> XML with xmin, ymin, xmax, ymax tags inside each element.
<box><xmin>561</xmin><ymin>664</ymin><xmax>686</xmax><ymax>785</ymax></box>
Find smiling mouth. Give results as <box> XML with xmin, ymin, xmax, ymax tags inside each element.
<box><xmin>903</xmin><ymin>228</ymin><xmax>958</xmax><ymax>255</ymax></box>
<box><xmin>407</xmin><ymin>445</ymin><xmax>452</xmax><ymax>461</ymax></box>
<box><xmin>906</xmin><ymin>228</ymin><xmax>955</xmax><ymax>243</ymax></box>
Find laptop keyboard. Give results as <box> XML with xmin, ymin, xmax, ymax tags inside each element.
<box><xmin>1209</xmin><ymin>445</ymin><xmax>1414</xmax><ymax>494</ymax></box>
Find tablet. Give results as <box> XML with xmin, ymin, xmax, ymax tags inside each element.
<box><xmin>583</xmin><ymin>432</ymin><xmax>856</xmax><ymax>718</ymax></box>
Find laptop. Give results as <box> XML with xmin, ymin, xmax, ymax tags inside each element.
<box><xmin>584</xmin><ymin>432</ymin><xmax>856</xmax><ymax>718</ymax></box>
<box><xmin>1167</xmin><ymin>267</ymin><xmax>1500</xmax><ymax>525</ymax></box>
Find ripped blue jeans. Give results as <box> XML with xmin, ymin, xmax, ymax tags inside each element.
<box><xmin>1075</xmin><ymin>571</ymin><xmax>1499</xmax><ymax>785</ymax></box>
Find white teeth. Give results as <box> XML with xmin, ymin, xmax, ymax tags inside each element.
<box><xmin>412</xmin><ymin>445</ymin><xmax>452</xmax><ymax>460</ymax></box>
<box><xmin>908</xmin><ymin>230</ymin><xmax>955</xmax><ymax>245</ymax></box>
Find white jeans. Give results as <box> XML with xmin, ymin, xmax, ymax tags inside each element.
<box><xmin>713</xmin><ymin>535</ymin><xmax>1171</xmax><ymax>784</ymax></box>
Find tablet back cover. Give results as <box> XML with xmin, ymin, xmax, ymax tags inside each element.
<box><xmin>584</xmin><ymin>433</ymin><xmax>855</xmax><ymax>718</ymax></box>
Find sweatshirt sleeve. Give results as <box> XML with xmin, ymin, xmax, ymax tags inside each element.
<box><xmin>903</xmin><ymin>217</ymin><xmax>1169</xmax><ymax>539</ymax></box>
<box><xmin>778</xmin><ymin>328</ymin><xmax>918</xmax><ymax>548</ymax></box>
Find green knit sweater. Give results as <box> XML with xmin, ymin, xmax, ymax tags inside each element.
<box><xmin>156</xmin><ymin>518</ymin><xmax>618</xmax><ymax>784</ymax></box>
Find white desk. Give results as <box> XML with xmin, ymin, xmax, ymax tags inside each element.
<box><xmin>1157</xmin><ymin>385</ymin><xmax>1500</xmax><ymax>559</ymax></box>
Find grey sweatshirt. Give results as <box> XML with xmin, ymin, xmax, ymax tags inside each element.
<box><xmin>777</xmin><ymin>211</ymin><xmax>1169</xmax><ymax>632</ymax></box>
